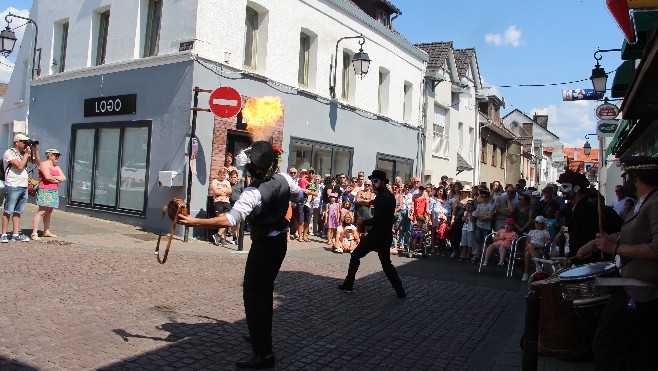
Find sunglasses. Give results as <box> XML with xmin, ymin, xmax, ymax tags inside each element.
<box><xmin>51</xmin><ymin>153</ymin><xmax>61</xmax><ymax>158</ymax></box>
<box><xmin>290</xmin><ymin>172</ymin><xmax>297</xmax><ymax>175</ymax></box>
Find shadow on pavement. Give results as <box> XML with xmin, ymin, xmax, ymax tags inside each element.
<box><xmin>0</xmin><ymin>356</ymin><xmax>40</xmax><ymax>371</ymax></box>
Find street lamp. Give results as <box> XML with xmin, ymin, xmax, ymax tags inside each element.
<box><xmin>329</xmin><ymin>34</ymin><xmax>371</xmax><ymax>99</ymax></box>
<box><xmin>1</xmin><ymin>13</ymin><xmax>39</xmax><ymax>79</ymax></box>
<box><xmin>589</xmin><ymin>48</ymin><xmax>622</xmax><ymax>95</ymax></box>
<box><xmin>583</xmin><ymin>133</ymin><xmax>597</xmax><ymax>156</ymax></box>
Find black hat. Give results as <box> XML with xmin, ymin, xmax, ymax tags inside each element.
<box><xmin>249</xmin><ymin>141</ymin><xmax>276</xmax><ymax>170</ymax></box>
<box><xmin>558</xmin><ymin>170</ymin><xmax>589</xmax><ymax>188</ymax></box>
<box><xmin>620</xmin><ymin>155</ymin><xmax>658</xmax><ymax>172</ymax></box>
<box><xmin>368</xmin><ymin>170</ymin><xmax>389</xmax><ymax>184</ymax></box>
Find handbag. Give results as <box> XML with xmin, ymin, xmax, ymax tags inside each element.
<box><xmin>155</xmin><ymin>198</ymin><xmax>188</xmax><ymax>264</ymax></box>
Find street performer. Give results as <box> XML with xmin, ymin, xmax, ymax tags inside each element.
<box><xmin>338</xmin><ymin>169</ymin><xmax>406</xmax><ymax>298</ymax></box>
<box><xmin>179</xmin><ymin>141</ymin><xmax>304</xmax><ymax>369</ymax></box>
<box><xmin>556</xmin><ymin>170</ymin><xmax>599</xmax><ymax>258</ymax></box>
<box><xmin>576</xmin><ymin>155</ymin><xmax>658</xmax><ymax>370</ymax></box>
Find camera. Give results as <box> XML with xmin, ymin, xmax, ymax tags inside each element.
<box><xmin>23</xmin><ymin>139</ymin><xmax>39</xmax><ymax>146</ymax></box>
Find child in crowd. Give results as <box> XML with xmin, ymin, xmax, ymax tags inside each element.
<box><xmin>341</xmin><ymin>199</ymin><xmax>352</xmax><ymax>217</ymax></box>
<box><xmin>324</xmin><ymin>193</ymin><xmax>340</xmax><ymax>245</ymax></box>
<box><xmin>521</xmin><ymin>216</ymin><xmax>552</xmax><ymax>281</ymax></box>
<box><xmin>210</xmin><ymin>166</ymin><xmax>232</xmax><ymax>246</ymax></box>
<box><xmin>483</xmin><ymin>218</ymin><xmax>517</xmax><ymax>266</ymax></box>
<box><xmin>434</xmin><ymin>214</ymin><xmax>450</xmax><ymax>256</ymax></box>
<box><xmin>543</xmin><ymin>206</ymin><xmax>559</xmax><ymax>241</ymax></box>
<box><xmin>411</xmin><ymin>216</ymin><xmax>428</xmax><ymax>252</ymax></box>
<box><xmin>460</xmin><ymin>200</ymin><xmax>476</xmax><ymax>262</ymax></box>
<box><xmin>334</xmin><ymin>212</ymin><xmax>360</xmax><ymax>254</ymax></box>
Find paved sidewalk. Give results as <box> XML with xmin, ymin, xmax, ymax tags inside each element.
<box><xmin>0</xmin><ymin>205</ymin><xmax>593</xmax><ymax>370</ymax></box>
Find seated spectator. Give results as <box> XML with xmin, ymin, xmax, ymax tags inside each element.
<box><xmin>483</xmin><ymin>218</ymin><xmax>517</xmax><ymax>266</ymax></box>
<box><xmin>334</xmin><ymin>212</ymin><xmax>360</xmax><ymax>253</ymax></box>
<box><xmin>522</xmin><ymin>216</ymin><xmax>551</xmax><ymax>281</ymax></box>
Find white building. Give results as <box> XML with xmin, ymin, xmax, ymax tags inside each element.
<box><xmin>2</xmin><ymin>0</ymin><xmax>429</xmax><ymax>236</ymax></box>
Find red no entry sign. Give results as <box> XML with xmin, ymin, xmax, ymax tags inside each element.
<box><xmin>208</xmin><ymin>87</ymin><xmax>242</xmax><ymax>118</ymax></box>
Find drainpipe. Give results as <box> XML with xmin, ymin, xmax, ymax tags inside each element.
<box><xmin>419</xmin><ymin>75</ymin><xmax>429</xmax><ymax>180</ymax></box>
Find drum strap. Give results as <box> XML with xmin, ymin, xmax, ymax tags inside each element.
<box><xmin>155</xmin><ymin>203</ymin><xmax>182</xmax><ymax>264</ymax></box>
<box><xmin>596</xmin><ymin>277</ymin><xmax>658</xmax><ymax>287</ymax></box>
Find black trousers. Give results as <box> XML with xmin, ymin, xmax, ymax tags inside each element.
<box><xmin>342</xmin><ymin>231</ymin><xmax>404</xmax><ymax>294</ymax></box>
<box><xmin>592</xmin><ymin>288</ymin><xmax>658</xmax><ymax>371</ymax></box>
<box><xmin>243</xmin><ymin>233</ymin><xmax>287</xmax><ymax>356</ymax></box>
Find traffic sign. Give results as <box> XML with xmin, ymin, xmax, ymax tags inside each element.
<box><xmin>209</xmin><ymin>87</ymin><xmax>242</xmax><ymax>118</ymax></box>
<box><xmin>597</xmin><ymin>120</ymin><xmax>620</xmax><ymax>137</ymax></box>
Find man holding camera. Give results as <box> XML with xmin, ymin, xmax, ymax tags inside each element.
<box><xmin>2</xmin><ymin>134</ymin><xmax>41</xmax><ymax>243</ymax></box>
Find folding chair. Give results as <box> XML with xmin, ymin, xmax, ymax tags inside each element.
<box><xmin>478</xmin><ymin>231</ymin><xmax>497</xmax><ymax>273</ymax></box>
<box><xmin>507</xmin><ymin>234</ymin><xmax>527</xmax><ymax>278</ymax></box>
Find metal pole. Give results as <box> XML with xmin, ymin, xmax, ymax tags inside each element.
<box><xmin>184</xmin><ymin>87</ymin><xmax>200</xmax><ymax>242</ymax></box>
<box><xmin>6</xmin><ymin>13</ymin><xmax>39</xmax><ymax>79</ymax></box>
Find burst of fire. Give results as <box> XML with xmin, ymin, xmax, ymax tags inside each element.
<box><xmin>242</xmin><ymin>96</ymin><xmax>284</xmax><ymax>134</ymax></box>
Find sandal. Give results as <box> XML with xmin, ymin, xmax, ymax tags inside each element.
<box><xmin>30</xmin><ymin>232</ymin><xmax>41</xmax><ymax>241</ymax></box>
<box><xmin>43</xmin><ymin>230</ymin><xmax>58</xmax><ymax>238</ymax></box>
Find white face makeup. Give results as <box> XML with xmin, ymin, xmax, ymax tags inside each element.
<box><xmin>560</xmin><ymin>183</ymin><xmax>573</xmax><ymax>194</ymax></box>
<box><xmin>371</xmin><ymin>179</ymin><xmax>381</xmax><ymax>188</ymax></box>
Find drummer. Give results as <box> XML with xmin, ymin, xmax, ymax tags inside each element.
<box><xmin>556</xmin><ymin>170</ymin><xmax>599</xmax><ymax>258</ymax></box>
<box><xmin>576</xmin><ymin>155</ymin><xmax>658</xmax><ymax>370</ymax></box>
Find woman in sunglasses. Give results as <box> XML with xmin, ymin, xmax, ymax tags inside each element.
<box><xmin>31</xmin><ymin>149</ymin><xmax>66</xmax><ymax>240</ymax></box>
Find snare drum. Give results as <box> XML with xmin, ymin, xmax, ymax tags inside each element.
<box><xmin>558</xmin><ymin>262</ymin><xmax>618</xmax><ymax>303</ymax></box>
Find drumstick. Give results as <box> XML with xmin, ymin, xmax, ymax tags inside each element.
<box><xmin>597</xmin><ymin>191</ymin><xmax>604</xmax><ymax>260</ymax></box>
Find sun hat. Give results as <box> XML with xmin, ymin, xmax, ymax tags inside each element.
<box><xmin>505</xmin><ymin>218</ymin><xmax>516</xmax><ymax>225</ymax></box>
<box><xmin>532</xmin><ymin>191</ymin><xmax>541</xmax><ymax>197</ymax></box>
<box><xmin>534</xmin><ymin>216</ymin><xmax>546</xmax><ymax>223</ymax></box>
<box><xmin>14</xmin><ymin>133</ymin><xmax>29</xmax><ymax>142</ymax></box>
<box><xmin>46</xmin><ymin>148</ymin><xmax>61</xmax><ymax>155</ymax></box>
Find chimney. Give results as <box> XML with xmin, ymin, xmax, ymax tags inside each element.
<box><xmin>533</xmin><ymin>113</ymin><xmax>548</xmax><ymax>129</ymax></box>
<box><xmin>574</xmin><ymin>149</ymin><xmax>578</xmax><ymax>161</ymax></box>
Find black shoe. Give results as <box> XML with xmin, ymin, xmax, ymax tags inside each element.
<box><xmin>396</xmin><ymin>289</ymin><xmax>407</xmax><ymax>298</ymax></box>
<box><xmin>338</xmin><ymin>284</ymin><xmax>353</xmax><ymax>292</ymax></box>
<box><xmin>243</xmin><ymin>335</ymin><xmax>252</xmax><ymax>343</ymax></box>
<box><xmin>235</xmin><ymin>354</ymin><xmax>275</xmax><ymax>369</ymax></box>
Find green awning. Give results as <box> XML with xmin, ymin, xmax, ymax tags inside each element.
<box><xmin>605</xmin><ymin>119</ymin><xmax>630</xmax><ymax>158</ymax></box>
<box><xmin>611</xmin><ymin>60</ymin><xmax>635</xmax><ymax>98</ymax></box>
<box><xmin>621</xmin><ymin>10</ymin><xmax>658</xmax><ymax>60</ymax></box>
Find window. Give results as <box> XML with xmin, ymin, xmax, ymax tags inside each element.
<box><xmin>491</xmin><ymin>144</ymin><xmax>497</xmax><ymax>165</ymax></box>
<box><xmin>244</xmin><ymin>7</ymin><xmax>258</xmax><ymax>69</ymax></box>
<box><xmin>69</xmin><ymin>122</ymin><xmax>151</xmax><ymax>215</ymax></box>
<box><xmin>376</xmin><ymin>154</ymin><xmax>413</xmax><ymax>184</ymax></box>
<box><xmin>298</xmin><ymin>33</ymin><xmax>310</xmax><ymax>86</ymax></box>
<box><xmin>469</xmin><ymin>127</ymin><xmax>475</xmax><ymax>162</ymax></box>
<box><xmin>376</xmin><ymin>9</ymin><xmax>390</xmax><ymax>28</ymax></box>
<box><xmin>500</xmin><ymin>147</ymin><xmax>505</xmax><ymax>168</ymax></box>
<box><xmin>143</xmin><ymin>0</ymin><xmax>162</xmax><ymax>57</ymax></box>
<box><xmin>403</xmin><ymin>82</ymin><xmax>412</xmax><ymax>122</ymax></box>
<box><xmin>458</xmin><ymin>122</ymin><xmax>464</xmax><ymax>150</ymax></box>
<box><xmin>288</xmin><ymin>137</ymin><xmax>353</xmax><ymax>177</ymax></box>
<box><xmin>53</xmin><ymin>21</ymin><xmax>69</xmax><ymax>72</ymax></box>
<box><xmin>378</xmin><ymin>68</ymin><xmax>390</xmax><ymax>115</ymax></box>
<box><xmin>95</xmin><ymin>10</ymin><xmax>110</xmax><ymax>66</ymax></box>
<box><xmin>432</xmin><ymin>105</ymin><xmax>448</xmax><ymax>158</ymax></box>
<box><xmin>481</xmin><ymin>138</ymin><xmax>487</xmax><ymax>163</ymax></box>
<box><xmin>341</xmin><ymin>52</ymin><xmax>350</xmax><ymax>100</ymax></box>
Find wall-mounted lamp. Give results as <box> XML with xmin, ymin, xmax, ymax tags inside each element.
<box><xmin>329</xmin><ymin>34</ymin><xmax>371</xmax><ymax>99</ymax></box>
<box><xmin>1</xmin><ymin>13</ymin><xmax>39</xmax><ymax>79</ymax></box>
<box><xmin>583</xmin><ymin>133</ymin><xmax>597</xmax><ymax>156</ymax></box>
<box><xmin>589</xmin><ymin>48</ymin><xmax>622</xmax><ymax>95</ymax></box>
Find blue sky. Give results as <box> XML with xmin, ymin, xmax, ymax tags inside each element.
<box><xmin>2</xmin><ymin>0</ymin><xmax>626</xmax><ymax>148</ymax></box>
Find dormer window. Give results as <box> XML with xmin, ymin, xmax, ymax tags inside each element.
<box><xmin>376</xmin><ymin>9</ymin><xmax>390</xmax><ymax>28</ymax></box>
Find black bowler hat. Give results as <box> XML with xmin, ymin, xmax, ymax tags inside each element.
<box><xmin>368</xmin><ymin>169</ymin><xmax>389</xmax><ymax>184</ymax></box>
<box><xmin>249</xmin><ymin>141</ymin><xmax>276</xmax><ymax>170</ymax></box>
<box><xmin>620</xmin><ymin>155</ymin><xmax>658</xmax><ymax>172</ymax></box>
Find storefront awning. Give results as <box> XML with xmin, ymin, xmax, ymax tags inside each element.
<box><xmin>606</xmin><ymin>119</ymin><xmax>630</xmax><ymax>157</ymax></box>
<box><xmin>456</xmin><ymin>152</ymin><xmax>473</xmax><ymax>175</ymax></box>
<box><xmin>621</xmin><ymin>23</ymin><xmax>658</xmax><ymax>119</ymax></box>
<box><xmin>621</xmin><ymin>10</ymin><xmax>658</xmax><ymax>60</ymax></box>
<box><xmin>611</xmin><ymin>60</ymin><xmax>635</xmax><ymax>98</ymax></box>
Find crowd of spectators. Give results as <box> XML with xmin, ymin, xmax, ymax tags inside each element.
<box><xmin>211</xmin><ymin>154</ymin><xmax>634</xmax><ymax>282</ymax></box>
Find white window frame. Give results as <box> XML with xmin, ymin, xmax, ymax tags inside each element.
<box><xmin>244</xmin><ymin>7</ymin><xmax>258</xmax><ymax>70</ymax></box>
<box><xmin>432</xmin><ymin>105</ymin><xmax>449</xmax><ymax>159</ymax></box>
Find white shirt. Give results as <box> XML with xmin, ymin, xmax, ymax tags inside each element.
<box><xmin>227</xmin><ymin>173</ymin><xmax>304</xmax><ymax>231</ymax></box>
<box><xmin>3</xmin><ymin>148</ymin><xmax>30</xmax><ymax>187</ymax></box>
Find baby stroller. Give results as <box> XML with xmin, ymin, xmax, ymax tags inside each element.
<box><xmin>402</xmin><ymin>217</ymin><xmax>431</xmax><ymax>259</ymax></box>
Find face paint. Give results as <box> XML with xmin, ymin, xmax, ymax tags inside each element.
<box><xmin>560</xmin><ymin>183</ymin><xmax>574</xmax><ymax>199</ymax></box>
<box><xmin>372</xmin><ymin>179</ymin><xmax>381</xmax><ymax>188</ymax></box>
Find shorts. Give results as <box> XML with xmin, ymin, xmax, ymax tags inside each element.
<box><xmin>297</xmin><ymin>203</ymin><xmax>312</xmax><ymax>224</ymax></box>
<box><xmin>461</xmin><ymin>230</ymin><xmax>475</xmax><ymax>248</ymax></box>
<box><xmin>36</xmin><ymin>189</ymin><xmax>60</xmax><ymax>208</ymax></box>
<box><xmin>213</xmin><ymin>201</ymin><xmax>231</xmax><ymax>216</ymax></box>
<box><xmin>475</xmin><ymin>226</ymin><xmax>491</xmax><ymax>244</ymax></box>
<box><xmin>3</xmin><ymin>186</ymin><xmax>28</xmax><ymax>215</ymax></box>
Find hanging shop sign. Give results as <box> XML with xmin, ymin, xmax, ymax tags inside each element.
<box><xmin>562</xmin><ymin>89</ymin><xmax>604</xmax><ymax>101</ymax></box>
<box><xmin>597</xmin><ymin>120</ymin><xmax>620</xmax><ymax>137</ymax></box>
<box><xmin>209</xmin><ymin>87</ymin><xmax>242</xmax><ymax>118</ymax></box>
<box><xmin>595</xmin><ymin>103</ymin><xmax>621</xmax><ymax>120</ymax></box>
<box><xmin>84</xmin><ymin>94</ymin><xmax>137</xmax><ymax>117</ymax></box>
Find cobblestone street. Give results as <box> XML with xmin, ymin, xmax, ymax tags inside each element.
<box><xmin>0</xmin><ymin>205</ymin><xmax>591</xmax><ymax>370</ymax></box>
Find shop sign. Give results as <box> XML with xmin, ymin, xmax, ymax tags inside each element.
<box><xmin>84</xmin><ymin>94</ymin><xmax>137</xmax><ymax>117</ymax></box>
<box><xmin>597</xmin><ymin>120</ymin><xmax>620</xmax><ymax>137</ymax></box>
<box><xmin>562</xmin><ymin>89</ymin><xmax>604</xmax><ymax>101</ymax></box>
<box><xmin>595</xmin><ymin>103</ymin><xmax>620</xmax><ymax>120</ymax></box>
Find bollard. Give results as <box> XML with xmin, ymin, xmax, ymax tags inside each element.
<box><xmin>522</xmin><ymin>288</ymin><xmax>541</xmax><ymax>371</ymax></box>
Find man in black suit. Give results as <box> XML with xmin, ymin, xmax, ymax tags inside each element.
<box><xmin>338</xmin><ymin>170</ymin><xmax>406</xmax><ymax>298</ymax></box>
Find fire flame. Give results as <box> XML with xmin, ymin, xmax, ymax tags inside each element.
<box><xmin>242</xmin><ymin>96</ymin><xmax>284</xmax><ymax>141</ymax></box>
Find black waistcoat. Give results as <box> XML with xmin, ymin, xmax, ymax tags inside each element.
<box><xmin>248</xmin><ymin>174</ymin><xmax>291</xmax><ymax>239</ymax></box>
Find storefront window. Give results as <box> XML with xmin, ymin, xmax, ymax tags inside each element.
<box><xmin>376</xmin><ymin>154</ymin><xmax>413</xmax><ymax>183</ymax></box>
<box><xmin>69</xmin><ymin>122</ymin><xmax>151</xmax><ymax>215</ymax></box>
<box><xmin>289</xmin><ymin>138</ymin><xmax>352</xmax><ymax>177</ymax></box>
